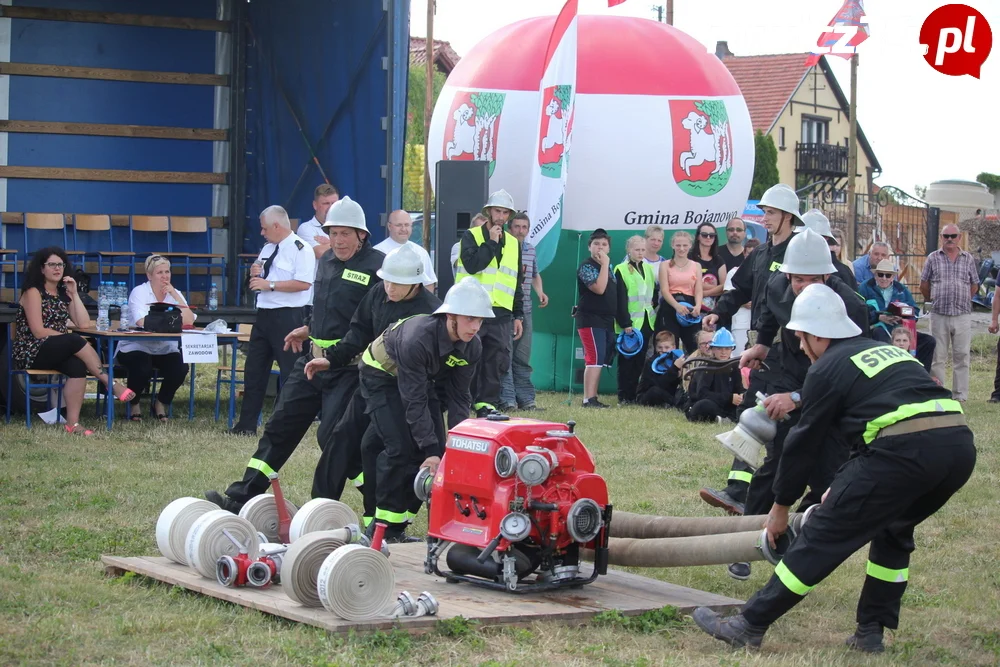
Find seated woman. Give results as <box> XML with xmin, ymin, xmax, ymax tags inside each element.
<box><xmin>636</xmin><ymin>330</ymin><xmax>684</xmax><ymax>408</ymax></box>
<box><xmin>13</xmin><ymin>247</ymin><xmax>135</xmax><ymax>435</ymax></box>
<box><xmin>116</xmin><ymin>255</ymin><xmax>195</xmax><ymax>422</ymax></box>
<box><xmin>685</xmin><ymin>327</ymin><xmax>743</xmax><ymax>423</ymax></box>
<box><xmin>857</xmin><ymin>259</ymin><xmax>935</xmax><ymax>372</ymax></box>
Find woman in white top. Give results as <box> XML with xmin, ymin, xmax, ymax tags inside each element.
<box><xmin>116</xmin><ymin>255</ymin><xmax>196</xmax><ymax>422</ymax></box>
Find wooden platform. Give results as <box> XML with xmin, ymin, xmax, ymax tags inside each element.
<box><xmin>102</xmin><ymin>544</ymin><xmax>742</xmax><ymax>635</ymax></box>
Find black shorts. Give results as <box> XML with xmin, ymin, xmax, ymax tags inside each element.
<box><xmin>31</xmin><ymin>334</ymin><xmax>88</xmax><ymax>378</ymax></box>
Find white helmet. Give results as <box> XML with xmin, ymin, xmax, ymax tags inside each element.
<box><xmin>377</xmin><ymin>244</ymin><xmax>425</xmax><ymax>285</ymax></box>
<box><xmin>434</xmin><ymin>277</ymin><xmax>495</xmax><ymax>318</ymax></box>
<box><xmin>322</xmin><ymin>195</ymin><xmax>368</xmax><ymax>233</ymax></box>
<box><xmin>786</xmin><ymin>283</ymin><xmax>862</xmax><ymax>339</ymax></box>
<box><xmin>779</xmin><ymin>228</ymin><xmax>836</xmax><ymax>275</ymax></box>
<box><xmin>481</xmin><ymin>189</ymin><xmax>515</xmax><ymax>219</ymax></box>
<box><xmin>759</xmin><ymin>184</ymin><xmax>803</xmax><ymax>225</ymax></box>
<box><xmin>799</xmin><ymin>209</ymin><xmax>834</xmax><ymax>240</ymax></box>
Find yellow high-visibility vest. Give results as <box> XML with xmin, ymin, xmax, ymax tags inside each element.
<box><xmin>613</xmin><ymin>261</ymin><xmax>655</xmax><ymax>333</ymax></box>
<box><xmin>455</xmin><ymin>226</ymin><xmax>519</xmax><ymax>311</ymax></box>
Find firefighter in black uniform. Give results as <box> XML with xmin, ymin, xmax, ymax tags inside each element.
<box><xmin>359</xmin><ymin>277</ymin><xmax>491</xmax><ymax>542</ymax></box>
<box><xmin>455</xmin><ymin>189</ymin><xmax>526</xmax><ymax>417</ymax></box>
<box><xmin>693</xmin><ymin>283</ymin><xmax>976</xmax><ymax>653</ymax></box>
<box><xmin>722</xmin><ymin>228</ymin><xmax>870</xmax><ymax>580</ymax></box>
<box><xmin>303</xmin><ymin>244</ymin><xmax>442</xmax><ymax>524</ymax></box>
<box><xmin>205</xmin><ymin>196</ymin><xmax>384</xmax><ymax>513</ymax></box>
<box><xmin>800</xmin><ymin>208</ymin><xmax>857</xmax><ymax>289</ymax></box>
<box><xmin>699</xmin><ymin>183</ymin><xmax>803</xmax><ymax>516</ymax></box>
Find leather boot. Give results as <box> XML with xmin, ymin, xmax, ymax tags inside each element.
<box><xmin>845</xmin><ymin>622</ymin><xmax>885</xmax><ymax>653</ymax></box>
<box><xmin>692</xmin><ymin>607</ymin><xmax>767</xmax><ymax>649</ymax></box>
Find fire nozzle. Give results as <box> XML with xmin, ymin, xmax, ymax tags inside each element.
<box><xmin>267</xmin><ymin>472</ymin><xmax>292</xmax><ymax>544</ymax></box>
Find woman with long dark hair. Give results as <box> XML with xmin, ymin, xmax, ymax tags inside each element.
<box><xmin>693</xmin><ymin>222</ymin><xmax>727</xmax><ymax>313</ymax></box>
<box><xmin>13</xmin><ymin>247</ymin><xmax>135</xmax><ymax>434</ymax></box>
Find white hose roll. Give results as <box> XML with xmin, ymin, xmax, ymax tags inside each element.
<box><xmin>289</xmin><ymin>498</ymin><xmax>359</xmax><ymax>542</ymax></box>
<box><xmin>238</xmin><ymin>494</ymin><xmax>299</xmax><ymax>543</ymax></box>
<box><xmin>281</xmin><ymin>529</ymin><xmax>353</xmax><ymax>607</ymax></box>
<box><xmin>316</xmin><ymin>544</ymin><xmax>395</xmax><ymax>621</ymax></box>
<box><xmin>185</xmin><ymin>509</ymin><xmax>261</xmax><ymax>579</ymax></box>
<box><xmin>155</xmin><ymin>497</ymin><xmax>218</xmax><ymax>565</ymax></box>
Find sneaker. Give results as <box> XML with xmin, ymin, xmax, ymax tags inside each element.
<box><xmin>691</xmin><ymin>608</ymin><xmax>767</xmax><ymax>649</ymax></box>
<box><xmin>205</xmin><ymin>490</ymin><xmax>245</xmax><ymax>514</ymax></box>
<box><xmin>699</xmin><ymin>487</ymin><xmax>746</xmax><ymax>515</ymax></box>
<box><xmin>583</xmin><ymin>398</ymin><xmax>610</xmax><ymax>408</ymax></box>
<box><xmin>845</xmin><ymin>622</ymin><xmax>885</xmax><ymax>653</ymax></box>
<box><xmin>727</xmin><ymin>562</ymin><xmax>752</xmax><ymax>580</ymax></box>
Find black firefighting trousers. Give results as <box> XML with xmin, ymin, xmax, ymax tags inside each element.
<box><xmin>741</xmin><ymin>426</ymin><xmax>975</xmax><ymax>630</ymax></box>
<box><xmin>360</xmin><ymin>372</ymin><xmax>446</xmax><ymax>528</ymax></box>
<box><xmin>223</xmin><ymin>359</ymin><xmax>357</xmax><ymax>504</ymax></box>
<box><xmin>312</xmin><ymin>388</ymin><xmax>369</xmax><ymax>520</ymax></box>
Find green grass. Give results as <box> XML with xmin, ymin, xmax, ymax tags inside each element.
<box><xmin>2</xmin><ymin>335</ymin><xmax>1000</xmax><ymax>665</ymax></box>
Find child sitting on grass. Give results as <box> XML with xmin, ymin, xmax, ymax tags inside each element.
<box><xmin>636</xmin><ymin>330</ymin><xmax>684</xmax><ymax>408</ymax></box>
<box><xmin>685</xmin><ymin>327</ymin><xmax>743</xmax><ymax>423</ymax></box>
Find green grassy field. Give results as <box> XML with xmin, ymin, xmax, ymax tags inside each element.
<box><xmin>2</xmin><ymin>335</ymin><xmax>1000</xmax><ymax>666</ymax></box>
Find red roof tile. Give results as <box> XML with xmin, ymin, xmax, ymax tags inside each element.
<box><xmin>410</xmin><ymin>37</ymin><xmax>461</xmax><ymax>73</ymax></box>
<box><xmin>721</xmin><ymin>53</ymin><xmax>811</xmax><ymax>133</ymax></box>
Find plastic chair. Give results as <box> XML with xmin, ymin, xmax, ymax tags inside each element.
<box><xmin>162</xmin><ymin>217</ymin><xmax>226</xmax><ymax>305</ymax></box>
<box><xmin>5</xmin><ymin>323</ymin><xmax>66</xmax><ymax>429</ymax></box>
<box><xmin>71</xmin><ymin>214</ymin><xmax>136</xmax><ymax>287</ymax></box>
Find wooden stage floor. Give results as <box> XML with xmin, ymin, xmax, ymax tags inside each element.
<box><xmin>102</xmin><ymin>543</ymin><xmax>742</xmax><ymax>635</ymax></box>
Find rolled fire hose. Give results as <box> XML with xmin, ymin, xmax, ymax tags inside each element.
<box><xmin>289</xmin><ymin>498</ymin><xmax>359</xmax><ymax>542</ymax></box>
<box><xmin>583</xmin><ymin>529</ymin><xmax>795</xmax><ymax>568</ymax></box>
<box><xmin>316</xmin><ymin>544</ymin><xmax>395</xmax><ymax>621</ymax></box>
<box><xmin>610</xmin><ymin>511</ymin><xmax>800</xmax><ymax>539</ymax></box>
<box><xmin>185</xmin><ymin>510</ymin><xmax>261</xmax><ymax>579</ymax></box>
<box><xmin>281</xmin><ymin>528</ymin><xmax>359</xmax><ymax>607</ymax></box>
<box><xmin>156</xmin><ymin>497</ymin><xmax>218</xmax><ymax>565</ymax></box>
<box><xmin>238</xmin><ymin>494</ymin><xmax>299</xmax><ymax>543</ymax></box>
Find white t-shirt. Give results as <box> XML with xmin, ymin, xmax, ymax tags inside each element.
<box><xmin>116</xmin><ymin>282</ymin><xmax>188</xmax><ymax>356</ymax></box>
<box><xmin>254</xmin><ymin>232</ymin><xmax>316</xmax><ymax>309</ymax></box>
<box><xmin>373</xmin><ymin>237</ymin><xmax>438</xmax><ymax>284</ymax></box>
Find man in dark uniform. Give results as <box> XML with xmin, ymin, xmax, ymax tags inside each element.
<box><xmin>722</xmin><ymin>228</ymin><xmax>870</xmax><ymax>580</ymax></box>
<box><xmin>693</xmin><ymin>283</ymin><xmax>975</xmax><ymax>654</ymax></box>
<box><xmin>700</xmin><ymin>184</ymin><xmax>803</xmax><ymax>516</ymax></box>
<box><xmin>800</xmin><ymin>208</ymin><xmax>857</xmax><ymax>289</ymax></box>
<box><xmin>359</xmin><ymin>277</ymin><xmax>492</xmax><ymax>542</ymax></box>
<box><xmin>229</xmin><ymin>205</ymin><xmax>316</xmax><ymax>435</ymax></box>
<box><xmin>456</xmin><ymin>189</ymin><xmax>526</xmax><ymax>417</ymax></box>
<box><xmin>303</xmin><ymin>244</ymin><xmax>442</xmax><ymax>525</ymax></box>
<box><xmin>206</xmin><ymin>196</ymin><xmax>384</xmax><ymax>513</ymax></box>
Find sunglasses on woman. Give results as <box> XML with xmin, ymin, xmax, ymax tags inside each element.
<box><xmin>699</xmin><ymin>232</ymin><xmax>716</xmax><ymax>239</ymax></box>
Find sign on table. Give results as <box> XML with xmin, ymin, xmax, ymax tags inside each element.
<box><xmin>181</xmin><ymin>333</ymin><xmax>219</xmax><ymax>363</ymax></box>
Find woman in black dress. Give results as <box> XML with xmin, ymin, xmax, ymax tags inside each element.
<box><xmin>693</xmin><ymin>222</ymin><xmax>728</xmax><ymax>314</ymax></box>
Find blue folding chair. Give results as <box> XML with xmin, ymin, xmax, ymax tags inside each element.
<box><xmin>71</xmin><ymin>214</ymin><xmax>136</xmax><ymax>287</ymax></box>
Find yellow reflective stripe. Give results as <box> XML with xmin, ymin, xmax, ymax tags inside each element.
<box><xmin>343</xmin><ymin>269</ymin><xmax>371</xmax><ymax>285</ymax></box>
<box><xmin>405</xmin><ymin>511</ymin><xmax>418</xmax><ymax>521</ymax></box>
<box><xmin>375</xmin><ymin>508</ymin><xmax>410</xmax><ymax>523</ymax></box>
<box><xmin>309</xmin><ymin>337</ymin><xmax>341</xmax><ymax>349</ymax></box>
<box><xmin>614</xmin><ymin>261</ymin><xmax>656</xmax><ymax>333</ymax></box>
<box><xmin>456</xmin><ymin>226</ymin><xmax>518</xmax><ymax>310</ymax></box>
<box><xmin>474</xmin><ymin>402</ymin><xmax>495</xmax><ymax>411</ymax></box>
<box><xmin>866</xmin><ymin>561</ymin><xmax>909</xmax><ymax>583</ymax></box>
<box><xmin>247</xmin><ymin>458</ymin><xmax>276</xmax><ymax>478</ymax></box>
<box><xmin>350</xmin><ymin>472</ymin><xmax>364</xmax><ymax>488</ymax></box>
<box><xmin>850</xmin><ymin>345</ymin><xmax>922</xmax><ymax>378</ymax></box>
<box><xmin>361</xmin><ymin>346</ymin><xmax>386</xmax><ymax>371</ymax></box>
<box><xmin>863</xmin><ymin>398</ymin><xmax>963</xmax><ymax>444</ymax></box>
<box><xmin>775</xmin><ymin>561</ymin><xmax>815</xmax><ymax>596</ymax></box>
<box><xmin>728</xmin><ymin>470</ymin><xmax>753</xmax><ymax>483</ymax></box>
<box><xmin>362</xmin><ymin>515</ymin><xmax>373</xmax><ymax>527</ymax></box>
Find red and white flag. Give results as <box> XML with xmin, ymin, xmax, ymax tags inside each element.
<box><xmin>805</xmin><ymin>0</ymin><xmax>870</xmax><ymax>66</ymax></box>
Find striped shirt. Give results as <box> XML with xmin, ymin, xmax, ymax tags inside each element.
<box><xmin>920</xmin><ymin>248</ymin><xmax>978</xmax><ymax>316</ymax></box>
<box><xmin>520</xmin><ymin>240</ymin><xmax>538</xmax><ymax>314</ymax></box>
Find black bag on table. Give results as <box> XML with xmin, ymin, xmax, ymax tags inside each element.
<box><xmin>143</xmin><ymin>302</ymin><xmax>183</xmax><ymax>333</ymax></box>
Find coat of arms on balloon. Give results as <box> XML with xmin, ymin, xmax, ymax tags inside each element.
<box><xmin>671</xmin><ymin>99</ymin><xmax>734</xmax><ymax>197</ymax></box>
<box><xmin>538</xmin><ymin>85</ymin><xmax>573</xmax><ymax>179</ymax></box>
<box><xmin>443</xmin><ymin>91</ymin><xmax>507</xmax><ymax>177</ymax></box>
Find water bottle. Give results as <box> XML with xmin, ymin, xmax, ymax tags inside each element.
<box><xmin>118</xmin><ymin>282</ymin><xmax>127</xmax><ymax>306</ymax></box>
<box><xmin>208</xmin><ymin>283</ymin><xmax>219</xmax><ymax>311</ymax></box>
<box><xmin>97</xmin><ymin>282</ymin><xmax>110</xmax><ymax>332</ymax></box>
<box><xmin>119</xmin><ymin>301</ymin><xmax>131</xmax><ymax>331</ymax></box>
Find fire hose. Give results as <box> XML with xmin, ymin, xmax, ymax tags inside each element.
<box><xmin>238</xmin><ymin>494</ymin><xmax>298</xmax><ymax>544</ymax></box>
<box><xmin>185</xmin><ymin>510</ymin><xmax>261</xmax><ymax>579</ymax></box>
<box><xmin>316</xmin><ymin>544</ymin><xmax>395</xmax><ymax>621</ymax></box>
<box><xmin>289</xmin><ymin>498</ymin><xmax>359</xmax><ymax>542</ymax></box>
<box><xmin>610</xmin><ymin>511</ymin><xmax>799</xmax><ymax>539</ymax></box>
<box><xmin>281</xmin><ymin>528</ymin><xmax>364</xmax><ymax>607</ymax></box>
<box><xmin>156</xmin><ymin>497</ymin><xmax>218</xmax><ymax>565</ymax></box>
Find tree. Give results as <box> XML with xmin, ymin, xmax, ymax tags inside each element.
<box><xmin>403</xmin><ymin>64</ymin><xmax>447</xmax><ymax>210</ymax></box>
<box><xmin>696</xmin><ymin>99</ymin><xmax>731</xmax><ymax>174</ymax></box>
<box><xmin>750</xmin><ymin>130</ymin><xmax>778</xmax><ymax>199</ymax></box>
<box><xmin>914</xmin><ymin>184</ymin><xmax>927</xmax><ymax>199</ymax></box>
<box><xmin>976</xmin><ymin>172</ymin><xmax>1000</xmax><ymax>193</ymax></box>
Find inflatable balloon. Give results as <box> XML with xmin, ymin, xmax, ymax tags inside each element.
<box><xmin>429</xmin><ymin>15</ymin><xmax>754</xmax><ymax>390</ymax></box>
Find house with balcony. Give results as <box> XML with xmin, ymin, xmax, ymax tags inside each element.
<box><xmin>718</xmin><ymin>42</ymin><xmax>882</xmax><ymax>202</ymax></box>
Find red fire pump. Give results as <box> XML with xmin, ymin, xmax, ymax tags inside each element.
<box><xmin>414</xmin><ymin>417</ymin><xmax>611</xmax><ymax>592</ymax></box>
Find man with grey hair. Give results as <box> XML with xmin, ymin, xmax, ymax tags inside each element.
<box><xmin>228</xmin><ymin>205</ymin><xmax>316</xmax><ymax>435</ymax></box>
<box><xmin>852</xmin><ymin>241</ymin><xmax>891</xmax><ymax>284</ymax></box>
<box><xmin>374</xmin><ymin>210</ymin><xmax>437</xmax><ymax>292</ymax></box>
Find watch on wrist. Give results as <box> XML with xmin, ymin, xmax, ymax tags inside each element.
<box><xmin>269</xmin><ymin>281</ymin><xmax>276</xmax><ymax>292</ymax></box>
<box><xmin>790</xmin><ymin>391</ymin><xmax>802</xmax><ymax>408</ymax></box>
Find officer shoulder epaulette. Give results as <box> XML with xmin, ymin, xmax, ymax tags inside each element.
<box><xmin>294</xmin><ymin>239</ymin><xmax>304</xmax><ymax>250</ymax></box>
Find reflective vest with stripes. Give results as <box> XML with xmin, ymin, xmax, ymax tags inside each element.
<box><xmin>613</xmin><ymin>261</ymin><xmax>655</xmax><ymax>333</ymax></box>
<box><xmin>455</xmin><ymin>226</ymin><xmax>519</xmax><ymax>311</ymax></box>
